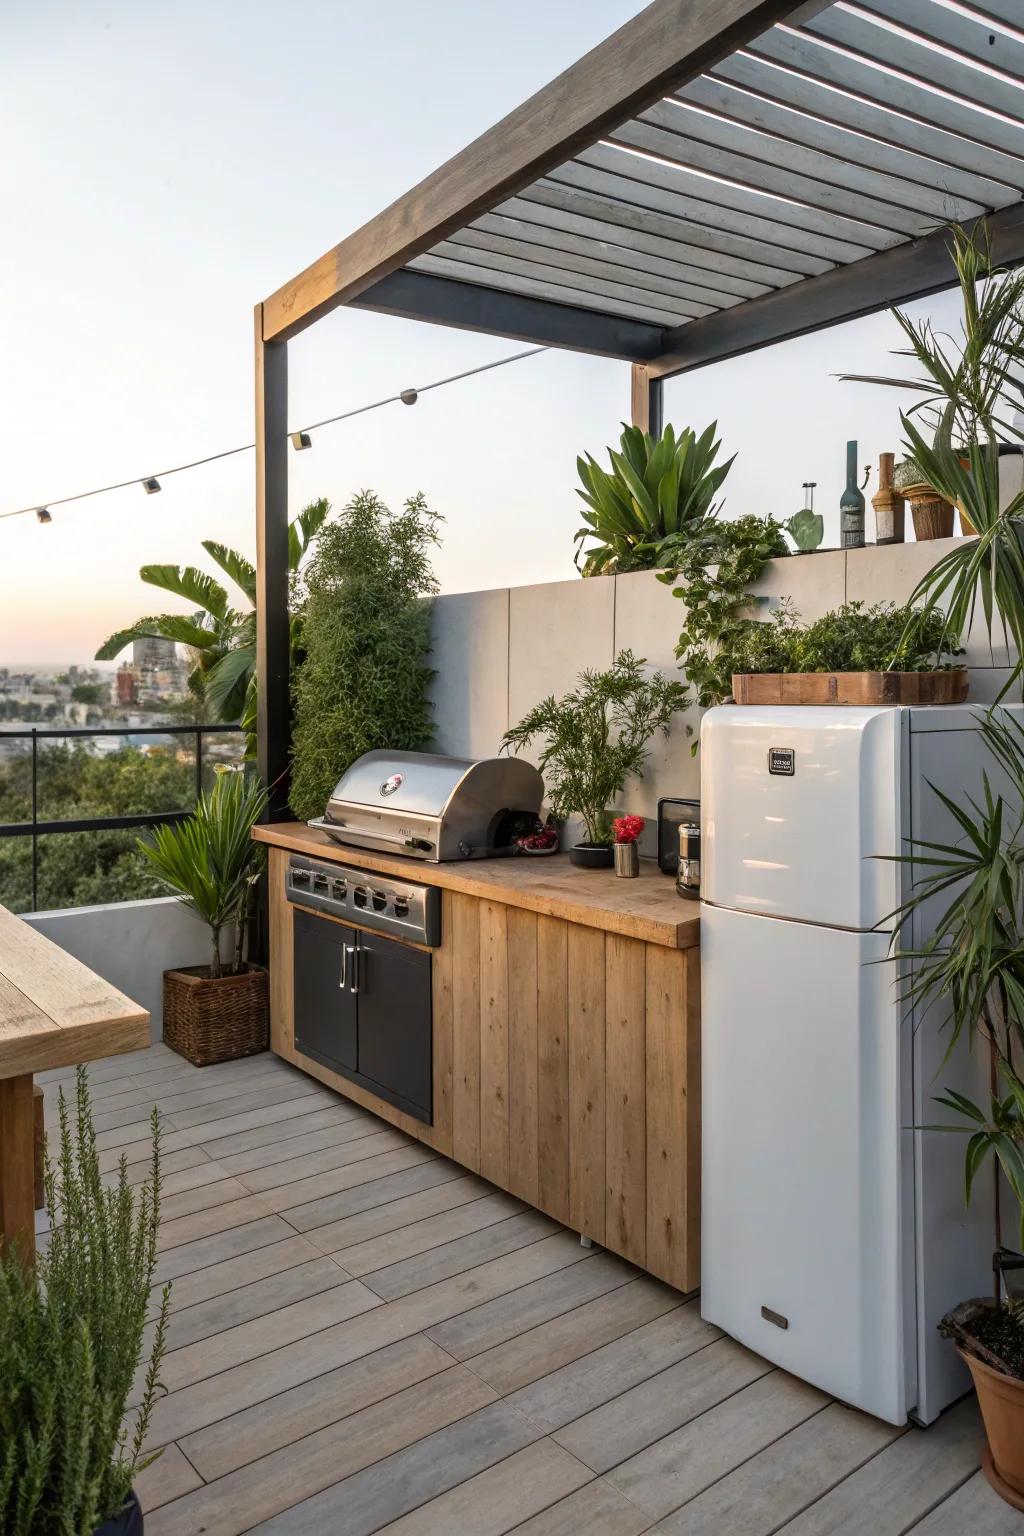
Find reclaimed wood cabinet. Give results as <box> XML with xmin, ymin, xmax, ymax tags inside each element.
<box><xmin>264</xmin><ymin>837</ymin><xmax>700</xmax><ymax>1292</ymax></box>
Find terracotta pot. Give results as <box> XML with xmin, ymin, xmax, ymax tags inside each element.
<box><xmin>959</xmin><ymin>1348</ymin><xmax>1024</xmax><ymax>1509</ymax></box>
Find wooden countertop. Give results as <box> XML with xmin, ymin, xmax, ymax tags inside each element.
<box><xmin>0</xmin><ymin>905</ymin><xmax>150</xmax><ymax>1079</ymax></box>
<box><xmin>254</xmin><ymin>822</ymin><xmax>700</xmax><ymax>949</ymax></box>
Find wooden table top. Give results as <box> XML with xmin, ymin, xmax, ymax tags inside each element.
<box><xmin>0</xmin><ymin>905</ymin><xmax>150</xmax><ymax>1079</ymax></box>
<box><xmin>254</xmin><ymin>823</ymin><xmax>700</xmax><ymax>950</ymax></box>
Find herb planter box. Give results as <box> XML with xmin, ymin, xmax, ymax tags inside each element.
<box><xmin>732</xmin><ymin>669</ymin><xmax>969</xmax><ymax>707</ymax></box>
<box><xmin>96</xmin><ymin>1490</ymin><xmax>144</xmax><ymax>1536</ymax></box>
<box><xmin>163</xmin><ymin>963</ymin><xmax>268</xmax><ymax>1067</ymax></box>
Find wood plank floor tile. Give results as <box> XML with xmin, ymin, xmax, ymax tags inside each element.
<box><xmin>153</xmin><ymin>1214</ymin><xmax>297</xmax><ymax>1285</ymax></box>
<box><xmin>457</xmin><ymin>1274</ymin><xmax>683</xmax><ymax>1391</ymax></box>
<box><xmin>281</xmin><ymin>1154</ymin><xmax>465</xmax><ymax>1232</ymax></box>
<box><xmin>198</xmin><ymin>1100</ymin><xmax>371</xmax><ymax>1161</ymax></box>
<box><xmin>159</xmin><ymin>1175</ymin><xmax>253</xmax><ymax>1223</ymax></box>
<box><xmin>770</xmin><ymin>1397</ymin><xmax>983</xmax><ymax>1536</ymax></box>
<box><xmin>607</xmin><ymin>1373</ymin><xmax>831</xmax><ymax>1520</ymax></box>
<box><xmin>147</xmin><ymin>1365</ymin><xmax>499</xmax><ymax>1536</ymax></box>
<box><xmin>158</xmin><ymin>1277</ymin><xmax>380</xmax><ymax>1391</ymax></box>
<box><xmin>246</xmin><ymin>1397</ymin><xmax>542</xmax><ymax>1536</ymax></box>
<box><xmin>552</xmin><ymin>1337</ymin><xmax>773</xmax><ymax>1471</ymax></box>
<box><xmin>156</xmin><ymin>1232</ymin><xmax>326</xmax><ymax>1314</ymax></box>
<box><xmin>179</xmin><ymin>1333</ymin><xmax>455</xmax><ymax>1483</ymax></box>
<box><xmin>374</xmin><ymin>1438</ymin><xmax>594</xmax><ymax>1535</ymax></box>
<box><xmin>333</xmin><ymin>1191</ymin><xmax>527</xmax><ymax>1276</ymax></box>
<box><xmin>236</xmin><ymin>1126</ymin><xmax>412</xmax><ymax>1191</ymax></box>
<box><xmin>213</xmin><ymin>1111</ymin><xmax>382</xmax><ymax>1175</ymax></box>
<box><xmin>162</xmin><ymin>1254</ymin><xmax>353</xmax><ymax>1351</ymax></box>
<box><xmin>166</xmin><ymin>1079</ymin><xmax>331</xmax><ymax>1130</ymax></box>
<box><xmin>134</xmin><ymin>1444</ymin><xmax>203</xmax><ymax>1513</ymax></box>
<box><xmin>156</xmin><ymin>1193</ymin><xmax>276</xmax><ymax>1253</ymax></box>
<box><xmin>257</xmin><ymin>1144</ymin><xmax>440</xmax><ymax>1218</ymax></box>
<box><xmin>504</xmin><ymin>1301</ymin><xmax>718</xmax><ymax>1431</ymax></box>
<box><xmin>507</xmin><ymin>1477</ymin><xmax>653</xmax><ymax>1536</ymax></box>
<box><xmin>302</xmin><ymin>1171</ymin><xmax>492</xmax><ymax>1252</ymax></box>
<box><xmin>362</xmin><ymin>1209</ymin><xmax>560</xmax><ymax>1301</ymax></box>
<box><xmin>906</xmin><ymin>1468</ymin><xmax>1024</xmax><ymax>1535</ymax></box>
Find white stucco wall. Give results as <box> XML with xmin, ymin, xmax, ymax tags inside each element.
<box><xmin>428</xmin><ymin>540</ymin><xmax>1012</xmax><ymax>857</ymax></box>
<box><xmin>24</xmin><ymin>897</ymin><xmax>212</xmax><ymax>1041</ymax></box>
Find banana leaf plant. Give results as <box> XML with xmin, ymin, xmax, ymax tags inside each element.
<box><xmin>574</xmin><ymin>422</ymin><xmax>734</xmax><ymax>576</ymax></box>
<box><xmin>97</xmin><ymin>499</ymin><xmax>329</xmax><ymax>754</ymax></box>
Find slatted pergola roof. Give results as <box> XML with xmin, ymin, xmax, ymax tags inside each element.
<box><xmin>254</xmin><ymin>0</ymin><xmax>1024</xmax><ymax>806</ymax></box>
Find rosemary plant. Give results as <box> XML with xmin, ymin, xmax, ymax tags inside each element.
<box><xmin>0</xmin><ymin>1068</ymin><xmax>170</xmax><ymax>1534</ymax></box>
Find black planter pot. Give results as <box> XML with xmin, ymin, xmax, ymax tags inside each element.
<box><xmin>95</xmin><ymin>1490</ymin><xmax>143</xmax><ymax>1536</ymax></box>
<box><xmin>570</xmin><ymin>842</ymin><xmax>615</xmax><ymax>869</ymax></box>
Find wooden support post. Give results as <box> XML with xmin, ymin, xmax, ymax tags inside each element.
<box><xmin>630</xmin><ymin>363</ymin><xmax>663</xmax><ymax>438</ymax></box>
<box><xmin>254</xmin><ymin>303</ymin><xmax>290</xmax><ymax>819</ymax></box>
<box><xmin>33</xmin><ymin>1084</ymin><xmax>44</xmax><ymax>1210</ymax></box>
<box><xmin>0</xmin><ymin>1073</ymin><xmax>36</xmax><ymax>1265</ymax></box>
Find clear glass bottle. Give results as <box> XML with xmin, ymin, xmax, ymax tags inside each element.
<box><xmin>840</xmin><ymin>439</ymin><xmax>865</xmax><ymax>549</ymax></box>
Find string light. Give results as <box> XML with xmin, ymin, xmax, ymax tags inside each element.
<box><xmin>1</xmin><ymin>346</ymin><xmax>548</xmax><ymax>525</ymax></box>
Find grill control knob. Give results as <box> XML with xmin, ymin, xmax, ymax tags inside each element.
<box><xmin>371</xmin><ymin>891</ymin><xmax>387</xmax><ymax>913</ymax></box>
<box><xmin>313</xmin><ymin>873</ymin><xmax>329</xmax><ymax>891</ymax></box>
<box><xmin>291</xmin><ymin>869</ymin><xmax>310</xmax><ymax>886</ymax></box>
<box><xmin>393</xmin><ymin>895</ymin><xmax>410</xmax><ymax>918</ymax></box>
<box><xmin>331</xmin><ymin>880</ymin><xmax>347</xmax><ymax>900</ymax></box>
<box><xmin>353</xmin><ymin>886</ymin><xmax>369</xmax><ymax>909</ymax></box>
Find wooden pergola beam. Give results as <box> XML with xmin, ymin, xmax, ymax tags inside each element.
<box><xmin>261</xmin><ymin>0</ymin><xmax>813</xmax><ymax>343</ymax></box>
<box><xmin>647</xmin><ymin>202</ymin><xmax>1024</xmax><ymax>379</ymax></box>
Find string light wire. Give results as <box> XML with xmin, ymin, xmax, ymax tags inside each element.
<box><xmin>1</xmin><ymin>344</ymin><xmax>548</xmax><ymax>524</ymax></box>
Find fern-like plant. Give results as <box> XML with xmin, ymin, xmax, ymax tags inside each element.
<box><xmin>0</xmin><ymin>1069</ymin><xmax>170</xmax><ymax>1533</ymax></box>
<box><xmin>138</xmin><ymin>767</ymin><xmax>267</xmax><ymax>977</ymax></box>
<box><xmin>574</xmin><ymin>422</ymin><xmax>734</xmax><ymax>576</ymax></box>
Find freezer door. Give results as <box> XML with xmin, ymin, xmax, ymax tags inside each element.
<box><xmin>700</xmin><ymin>902</ymin><xmax>912</xmax><ymax>1423</ymax></box>
<box><xmin>701</xmin><ymin>705</ymin><xmax>902</xmax><ymax>929</ymax></box>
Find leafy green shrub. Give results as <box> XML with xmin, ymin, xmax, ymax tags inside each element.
<box><xmin>574</xmin><ymin>422</ymin><xmax>734</xmax><ymax>575</ymax></box>
<box><xmin>0</xmin><ymin>1070</ymin><xmax>169</xmax><ymax>1534</ymax></box>
<box><xmin>730</xmin><ymin>601</ymin><xmax>963</xmax><ymax>675</ymax></box>
<box><xmin>289</xmin><ymin>491</ymin><xmax>441</xmax><ymax>823</ymax></box>
<box><xmin>658</xmin><ymin>515</ymin><xmax>790</xmax><ymax>713</ymax></box>
<box><xmin>501</xmin><ymin>650</ymin><xmax>688</xmax><ymax>845</ymax></box>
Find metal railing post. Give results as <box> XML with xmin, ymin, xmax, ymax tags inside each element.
<box><xmin>30</xmin><ymin>728</ymin><xmax>38</xmax><ymax>913</ymax></box>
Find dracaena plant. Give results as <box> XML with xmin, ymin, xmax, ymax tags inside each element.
<box><xmin>889</xmin><ymin>707</ymin><xmax>1024</xmax><ymax>1285</ymax></box>
<box><xmin>574</xmin><ymin>422</ymin><xmax>734</xmax><ymax>576</ymax></box>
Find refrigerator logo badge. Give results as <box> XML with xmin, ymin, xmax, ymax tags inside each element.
<box><xmin>379</xmin><ymin>773</ymin><xmax>404</xmax><ymax>797</ymax></box>
<box><xmin>768</xmin><ymin>748</ymin><xmax>795</xmax><ymax>776</ymax></box>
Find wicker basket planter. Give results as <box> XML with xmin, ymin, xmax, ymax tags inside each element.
<box><xmin>163</xmin><ymin>963</ymin><xmax>268</xmax><ymax>1067</ymax></box>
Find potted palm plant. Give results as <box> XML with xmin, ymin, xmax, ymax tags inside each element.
<box><xmin>501</xmin><ymin>650</ymin><xmax>687</xmax><ymax>867</ymax></box>
<box><xmin>0</xmin><ymin>1069</ymin><xmax>169</xmax><ymax>1533</ymax></box>
<box><xmin>841</xmin><ymin>222</ymin><xmax>1024</xmax><ymax>541</ymax></box>
<box><xmin>139</xmin><ymin>768</ymin><xmax>268</xmax><ymax>1066</ymax></box>
<box><xmin>891</xmin><ymin>707</ymin><xmax>1024</xmax><ymax>1508</ymax></box>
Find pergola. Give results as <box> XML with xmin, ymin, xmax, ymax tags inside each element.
<box><xmin>254</xmin><ymin>0</ymin><xmax>1024</xmax><ymax>813</ymax></box>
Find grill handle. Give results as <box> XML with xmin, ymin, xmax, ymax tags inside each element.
<box><xmin>307</xmin><ymin>818</ymin><xmax>434</xmax><ymax>854</ymax></box>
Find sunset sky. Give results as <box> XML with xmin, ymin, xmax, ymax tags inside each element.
<box><xmin>1</xmin><ymin>0</ymin><xmax>957</xmax><ymax>666</ymax></box>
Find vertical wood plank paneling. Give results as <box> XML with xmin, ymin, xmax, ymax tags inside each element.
<box><xmin>645</xmin><ymin>943</ymin><xmax>700</xmax><ymax>1291</ymax></box>
<box><xmin>604</xmin><ymin>933</ymin><xmax>647</xmax><ymax>1267</ymax></box>
<box><xmin>451</xmin><ymin>892</ymin><xmax>482</xmax><ymax>1172</ymax></box>
<box><xmin>478</xmin><ymin>900</ymin><xmax>510</xmax><ymax>1186</ymax></box>
<box><xmin>431</xmin><ymin>890</ymin><xmax>455</xmax><ymax>1156</ymax></box>
<box><xmin>507</xmin><ymin>908</ymin><xmax>539</xmax><ymax>1206</ymax></box>
<box><xmin>536</xmin><ymin>914</ymin><xmax>570</xmax><ymax>1225</ymax></box>
<box><xmin>268</xmin><ymin>848</ymin><xmax>294</xmax><ymax>1061</ymax></box>
<box><xmin>568</xmin><ymin>924</ymin><xmax>606</xmax><ymax>1244</ymax></box>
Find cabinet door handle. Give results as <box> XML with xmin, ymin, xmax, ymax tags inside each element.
<box><xmin>346</xmin><ymin>945</ymin><xmax>359</xmax><ymax>995</ymax></box>
<box><xmin>338</xmin><ymin>944</ymin><xmax>347</xmax><ymax>990</ymax></box>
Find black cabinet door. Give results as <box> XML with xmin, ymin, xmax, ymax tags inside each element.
<box><xmin>356</xmin><ymin>932</ymin><xmax>432</xmax><ymax>1123</ymax></box>
<box><xmin>293</xmin><ymin>909</ymin><xmax>358</xmax><ymax>1077</ymax></box>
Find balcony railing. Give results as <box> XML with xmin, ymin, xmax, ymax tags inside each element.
<box><xmin>0</xmin><ymin>724</ymin><xmax>245</xmax><ymax>912</ymax></box>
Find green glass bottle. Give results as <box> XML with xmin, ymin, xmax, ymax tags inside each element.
<box><xmin>840</xmin><ymin>439</ymin><xmax>865</xmax><ymax>549</ymax></box>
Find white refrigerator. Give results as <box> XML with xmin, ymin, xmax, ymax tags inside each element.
<box><xmin>700</xmin><ymin>703</ymin><xmax>1004</xmax><ymax>1426</ymax></box>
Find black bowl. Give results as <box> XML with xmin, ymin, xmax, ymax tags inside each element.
<box><xmin>570</xmin><ymin>842</ymin><xmax>615</xmax><ymax>869</ymax></box>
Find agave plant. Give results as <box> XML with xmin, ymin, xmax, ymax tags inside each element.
<box><xmin>574</xmin><ymin>422</ymin><xmax>734</xmax><ymax>576</ymax></box>
<box><xmin>97</xmin><ymin>499</ymin><xmax>330</xmax><ymax>751</ymax></box>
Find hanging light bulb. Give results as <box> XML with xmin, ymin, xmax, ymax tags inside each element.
<box><xmin>290</xmin><ymin>431</ymin><xmax>312</xmax><ymax>451</ymax></box>
<box><xmin>36</xmin><ymin>507</ymin><xmax>51</xmax><ymax>524</ymax></box>
<box><xmin>141</xmin><ymin>477</ymin><xmax>161</xmax><ymax>494</ymax></box>
<box><xmin>400</xmin><ymin>388</ymin><xmax>418</xmax><ymax>406</ymax></box>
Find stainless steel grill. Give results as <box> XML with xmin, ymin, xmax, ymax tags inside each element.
<box><xmin>308</xmin><ymin>749</ymin><xmax>544</xmax><ymax>862</ymax></box>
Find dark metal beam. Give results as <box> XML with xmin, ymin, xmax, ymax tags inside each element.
<box><xmin>648</xmin><ymin>203</ymin><xmax>1024</xmax><ymax>379</ymax></box>
<box><xmin>262</xmin><ymin>0</ymin><xmax>821</xmax><ymax>341</ymax></box>
<box><xmin>351</xmin><ymin>269</ymin><xmax>665</xmax><ymax>361</ymax></box>
<box><xmin>254</xmin><ymin>303</ymin><xmax>291</xmax><ymax>819</ymax></box>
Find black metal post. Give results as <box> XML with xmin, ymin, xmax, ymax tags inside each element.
<box><xmin>195</xmin><ymin>728</ymin><xmax>204</xmax><ymax>804</ymax></box>
<box><xmin>30</xmin><ymin>729</ymin><xmax>38</xmax><ymax>913</ymax></box>
<box><xmin>254</xmin><ymin>302</ymin><xmax>291</xmax><ymax>820</ymax></box>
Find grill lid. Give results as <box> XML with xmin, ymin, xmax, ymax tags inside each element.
<box><xmin>327</xmin><ymin>750</ymin><xmax>479</xmax><ymax>817</ymax></box>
